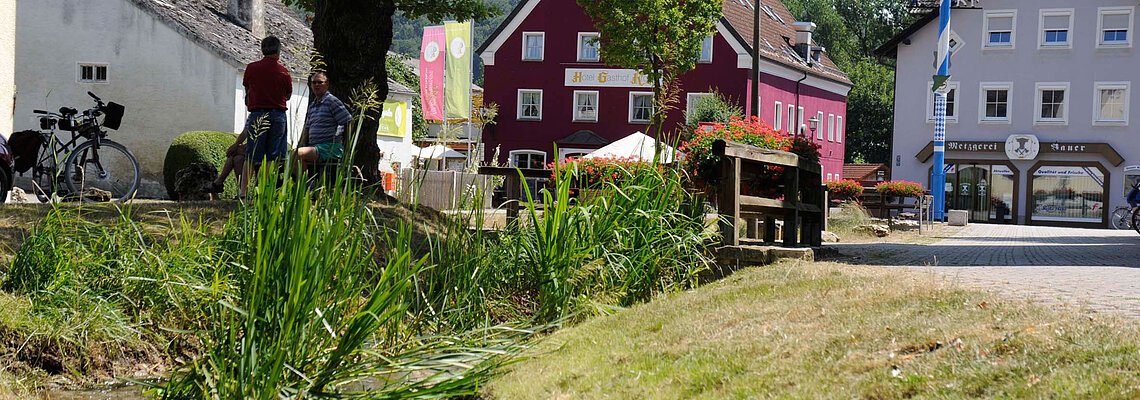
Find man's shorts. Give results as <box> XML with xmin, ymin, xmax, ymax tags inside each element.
<box><xmin>313</xmin><ymin>142</ymin><xmax>343</xmax><ymax>162</ymax></box>
<box><xmin>244</xmin><ymin>110</ymin><xmax>288</xmax><ymax>163</ymax></box>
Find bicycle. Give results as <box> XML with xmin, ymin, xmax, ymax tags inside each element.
<box><xmin>1110</xmin><ymin>204</ymin><xmax>1133</xmax><ymax>230</ymax></box>
<box><xmin>29</xmin><ymin>92</ymin><xmax>139</xmax><ymax>202</ymax></box>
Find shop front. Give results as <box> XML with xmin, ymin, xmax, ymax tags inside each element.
<box><xmin>916</xmin><ymin>135</ymin><xmax>1123</xmax><ymax>228</ymax></box>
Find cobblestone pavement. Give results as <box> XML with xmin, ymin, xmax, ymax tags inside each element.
<box><xmin>831</xmin><ymin>224</ymin><xmax>1140</xmax><ymax>319</ymax></box>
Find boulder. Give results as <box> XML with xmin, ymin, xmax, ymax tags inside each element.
<box><xmin>856</xmin><ymin>224</ymin><xmax>891</xmax><ymax>237</ymax></box>
<box><xmin>891</xmin><ymin>219</ymin><xmax>920</xmax><ymax>231</ymax></box>
<box><xmin>822</xmin><ymin>231</ymin><xmax>840</xmax><ymax>243</ymax></box>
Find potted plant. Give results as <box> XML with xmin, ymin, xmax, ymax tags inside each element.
<box><xmin>874</xmin><ymin>180</ymin><xmax>924</xmax><ymax>203</ymax></box>
<box><xmin>826</xmin><ymin>179</ymin><xmax>864</xmax><ymax>202</ymax></box>
<box><xmin>679</xmin><ymin>116</ymin><xmax>820</xmax><ymax>198</ymax></box>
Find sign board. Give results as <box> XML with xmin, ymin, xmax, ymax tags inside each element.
<box><xmin>1033</xmin><ymin>166</ymin><xmax>1104</xmax><ymax>179</ymax></box>
<box><xmin>565</xmin><ymin>68</ymin><xmax>652</xmax><ymax>88</ymax></box>
<box><xmin>993</xmin><ymin>164</ymin><xmax>1014</xmax><ymax>176</ymax></box>
<box><xmin>1124</xmin><ymin>165</ymin><xmax>1140</xmax><ymax>173</ymax></box>
<box><xmin>1005</xmin><ymin>134</ymin><xmax>1040</xmax><ymax>160</ymax></box>
<box><xmin>377</xmin><ymin>100</ymin><xmax>410</xmax><ymax>138</ymax></box>
<box><xmin>910</xmin><ymin>0</ymin><xmax>981</xmax><ymax>8</ymax></box>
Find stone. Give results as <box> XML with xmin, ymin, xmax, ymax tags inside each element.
<box><xmin>856</xmin><ymin>224</ymin><xmax>891</xmax><ymax>237</ymax></box>
<box><xmin>891</xmin><ymin>219</ymin><xmax>920</xmax><ymax>231</ymax></box>
<box><xmin>948</xmin><ymin>210</ymin><xmax>969</xmax><ymax>226</ymax></box>
<box><xmin>8</xmin><ymin>187</ymin><xmax>27</xmax><ymax>203</ymax></box>
<box><xmin>822</xmin><ymin>231</ymin><xmax>840</xmax><ymax>243</ymax></box>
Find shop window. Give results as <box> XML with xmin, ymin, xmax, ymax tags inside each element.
<box><xmin>1031</xmin><ymin>166</ymin><xmax>1105</xmax><ymax>223</ymax></box>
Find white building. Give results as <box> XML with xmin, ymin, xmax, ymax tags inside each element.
<box><xmin>14</xmin><ymin>0</ymin><xmax>312</xmax><ymax>198</ymax></box>
<box><xmin>1</xmin><ymin>0</ymin><xmax>14</xmax><ymax>139</ymax></box>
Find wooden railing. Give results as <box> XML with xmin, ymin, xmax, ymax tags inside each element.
<box><xmin>714</xmin><ymin>140</ymin><xmax>824</xmax><ymax>248</ymax></box>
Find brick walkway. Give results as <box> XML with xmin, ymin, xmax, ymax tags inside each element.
<box><xmin>832</xmin><ymin>224</ymin><xmax>1140</xmax><ymax>319</ymax></box>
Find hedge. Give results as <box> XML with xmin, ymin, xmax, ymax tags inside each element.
<box><xmin>162</xmin><ymin>131</ymin><xmax>238</xmax><ymax>199</ymax></box>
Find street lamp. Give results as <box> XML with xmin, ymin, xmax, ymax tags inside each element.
<box><xmin>808</xmin><ymin>115</ymin><xmax>820</xmax><ymax>138</ymax></box>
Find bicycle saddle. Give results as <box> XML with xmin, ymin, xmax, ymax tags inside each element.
<box><xmin>59</xmin><ymin>107</ymin><xmax>78</xmax><ymax>116</ymax></box>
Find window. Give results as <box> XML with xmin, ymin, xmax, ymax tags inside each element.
<box><xmin>1098</xmin><ymin>7</ymin><xmax>1133</xmax><ymax>48</ymax></box>
<box><xmin>517</xmin><ymin>89</ymin><xmax>543</xmax><ymax>120</ymax></box>
<box><xmin>573</xmin><ymin>91</ymin><xmax>599</xmax><ymax>122</ymax></box>
<box><xmin>78</xmin><ymin>63</ymin><xmax>108</xmax><ymax>83</ymax></box>
<box><xmin>629</xmin><ymin>92</ymin><xmax>654</xmax><ymax>123</ymax></box>
<box><xmin>699</xmin><ymin>35</ymin><xmax>713</xmax><ymax>63</ymax></box>
<box><xmin>1039</xmin><ymin>9</ymin><xmax>1073</xmax><ymax>49</ymax></box>
<box><xmin>797</xmin><ymin>106</ymin><xmax>805</xmax><ymax>135</ymax></box>
<box><xmin>685</xmin><ymin>93</ymin><xmax>713</xmax><ymax>120</ymax></box>
<box><xmin>509</xmin><ymin>150</ymin><xmax>547</xmax><ymax>169</ymax></box>
<box><xmin>1031</xmin><ymin>165</ymin><xmax>1105</xmax><ymax>224</ymax></box>
<box><xmin>577</xmin><ymin>32</ymin><xmax>600</xmax><ymax>62</ymax></box>
<box><xmin>984</xmin><ymin>10</ymin><xmax>1016</xmax><ymax>48</ymax></box>
<box><xmin>926</xmin><ymin>81</ymin><xmax>959</xmax><ymax>123</ymax></box>
<box><xmin>979</xmin><ymin>82</ymin><xmax>1013</xmax><ymax>123</ymax></box>
<box><xmin>1094</xmin><ymin>82</ymin><xmax>1130</xmax><ymax>125</ymax></box>
<box><xmin>836</xmin><ymin>116</ymin><xmax>843</xmax><ymax>143</ymax></box>
<box><xmin>827</xmin><ymin>113</ymin><xmax>835</xmax><ymax>142</ymax></box>
<box><xmin>1035</xmin><ymin>82</ymin><xmax>1069</xmax><ymax>124</ymax></box>
<box><xmin>522</xmin><ymin>32</ymin><xmax>544</xmax><ymax>61</ymax></box>
<box><xmin>788</xmin><ymin>104</ymin><xmax>796</xmax><ymax>133</ymax></box>
<box><xmin>774</xmin><ymin>101</ymin><xmax>783</xmax><ymax>131</ymax></box>
<box><xmin>948</xmin><ymin>31</ymin><xmax>964</xmax><ymax>55</ymax></box>
<box><xmin>815</xmin><ymin>111</ymin><xmax>824</xmax><ymax>140</ymax></box>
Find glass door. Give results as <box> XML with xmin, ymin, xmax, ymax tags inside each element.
<box><xmin>953</xmin><ymin>165</ymin><xmax>992</xmax><ymax>222</ymax></box>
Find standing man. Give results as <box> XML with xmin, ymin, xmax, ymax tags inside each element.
<box><xmin>229</xmin><ymin>35</ymin><xmax>292</xmax><ymax>196</ymax></box>
<box><xmin>297</xmin><ymin>72</ymin><xmax>352</xmax><ymax>166</ymax></box>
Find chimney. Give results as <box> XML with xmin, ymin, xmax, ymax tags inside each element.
<box><xmin>792</xmin><ymin>21</ymin><xmax>816</xmax><ymax>62</ymax></box>
<box><xmin>229</xmin><ymin>0</ymin><xmax>266</xmax><ymax>39</ymax></box>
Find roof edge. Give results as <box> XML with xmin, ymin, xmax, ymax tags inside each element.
<box><xmin>873</xmin><ymin>10</ymin><xmax>938</xmax><ymax>58</ymax></box>
<box><xmin>475</xmin><ymin>0</ymin><xmax>533</xmax><ymax>55</ymax></box>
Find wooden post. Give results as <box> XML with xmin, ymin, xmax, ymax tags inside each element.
<box><xmin>505</xmin><ymin>173</ymin><xmax>520</xmax><ymax>225</ymax></box>
<box><xmin>782</xmin><ymin>166</ymin><xmax>799</xmax><ymax>247</ymax></box>
<box><xmin>764</xmin><ymin>216</ymin><xmax>776</xmax><ymax>243</ymax></box>
<box><xmin>718</xmin><ymin>157</ymin><xmax>741</xmax><ymax>246</ymax></box>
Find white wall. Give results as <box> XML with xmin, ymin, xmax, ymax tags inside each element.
<box><xmin>0</xmin><ymin>0</ymin><xmax>15</xmax><ymax>139</ymax></box>
<box><xmin>16</xmin><ymin>0</ymin><xmax>240</xmax><ymax>197</ymax></box>
<box><xmin>377</xmin><ymin>92</ymin><xmax>417</xmax><ymax>169</ymax></box>
<box><xmin>233</xmin><ymin>75</ymin><xmax>310</xmax><ymax>145</ymax></box>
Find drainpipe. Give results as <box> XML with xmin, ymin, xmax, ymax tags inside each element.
<box><xmin>793</xmin><ymin>70</ymin><xmax>807</xmax><ymax>138</ymax></box>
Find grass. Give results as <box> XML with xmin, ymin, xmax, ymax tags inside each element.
<box><xmin>487</xmin><ymin>260</ymin><xmax>1140</xmax><ymax>399</ymax></box>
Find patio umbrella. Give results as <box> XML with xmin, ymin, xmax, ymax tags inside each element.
<box><xmin>582</xmin><ymin>131</ymin><xmax>679</xmax><ymax>163</ymax></box>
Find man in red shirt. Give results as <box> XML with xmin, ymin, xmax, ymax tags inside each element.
<box><xmin>228</xmin><ymin>36</ymin><xmax>292</xmax><ymax>196</ymax></box>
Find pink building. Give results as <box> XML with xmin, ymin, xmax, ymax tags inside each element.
<box><xmin>477</xmin><ymin>0</ymin><xmax>852</xmax><ymax>179</ymax></box>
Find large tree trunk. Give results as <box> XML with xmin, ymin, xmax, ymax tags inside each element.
<box><xmin>312</xmin><ymin>0</ymin><xmax>396</xmax><ymax>186</ymax></box>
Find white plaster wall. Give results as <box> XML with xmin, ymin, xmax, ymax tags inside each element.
<box><xmin>0</xmin><ymin>0</ymin><xmax>15</xmax><ymax>139</ymax></box>
<box><xmin>16</xmin><ymin>0</ymin><xmax>240</xmax><ymax>197</ymax></box>
<box><xmin>377</xmin><ymin>92</ymin><xmax>416</xmax><ymax>169</ymax></box>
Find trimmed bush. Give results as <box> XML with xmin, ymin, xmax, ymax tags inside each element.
<box><xmin>163</xmin><ymin>131</ymin><xmax>237</xmax><ymax>199</ymax></box>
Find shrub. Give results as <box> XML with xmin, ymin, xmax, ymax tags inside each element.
<box><xmin>684</xmin><ymin>91</ymin><xmax>743</xmax><ymax>134</ymax></box>
<box><xmin>875</xmin><ymin>180</ymin><xmax>925</xmax><ymax>198</ymax></box>
<box><xmin>162</xmin><ymin>131</ymin><xmax>237</xmax><ymax>199</ymax></box>
<box><xmin>679</xmin><ymin>116</ymin><xmax>820</xmax><ymax>193</ymax></box>
<box><xmin>826</xmin><ymin>179</ymin><xmax>864</xmax><ymax>200</ymax></box>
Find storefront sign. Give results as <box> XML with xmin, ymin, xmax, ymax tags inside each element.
<box><xmin>1005</xmin><ymin>134</ymin><xmax>1040</xmax><ymax>160</ymax></box>
<box><xmin>565</xmin><ymin>68</ymin><xmax>652</xmax><ymax>88</ymax></box>
<box><xmin>945</xmin><ymin>141</ymin><xmax>1001</xmax><ymax>152</ymax></box>
<box><xmin>1033</xmin><ymin>166</ymin><xmax>1104</xmax><ymax>179</ymax></box>
<box><xmin>1124</xmin><ymin>165</ymin><xmax>1140</xmax><ymax>173</ymax></box>
<box><xmin>992</xmin><ymin>164</ymin><xmax>1014</xmax><ymax>175</ymax></box>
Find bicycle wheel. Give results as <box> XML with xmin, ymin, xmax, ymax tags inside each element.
<box><xmin>62</xmin><ymin>139</ymin><xmax>140</xmax><ymax>202</ymax></box>
<box><xmin>31</xmin><ymin>145</ymin><xmax>59</xmax><ymax>203</ymax></box>
<box><xmin>1111</xmin><ymin>206</ymin><xmax>1133</xmax><ymax>230</ymax></box>
<box><xmin>1132</xmin><ymin>207</ymin><xmax>1140</xmax><ymax>235</ymax></box>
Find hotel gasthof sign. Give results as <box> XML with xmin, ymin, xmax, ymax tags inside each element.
<box><xmin>564</xmin><ymin>68</ymin><xmax>652</xmax><ymax>88</ymax></box>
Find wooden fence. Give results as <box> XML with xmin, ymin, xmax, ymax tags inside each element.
<box><xmin>396</xmin><ymin>169</ymin><xmax>494</xmax><ymax>211</ymax></box>
<box><xmin>714</xmin><ymin>139</ymin><xmax>825</xmax><ymax>248</ymax></box>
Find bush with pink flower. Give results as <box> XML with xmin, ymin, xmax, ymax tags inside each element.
<box><xmin>826</xmin><ymin>179</ymin><xmax>864</xmax><ymax>201</ymax></box>
<box><xmin>874</xmin><ymin>180</ymin><xmax>925</xmax><ymax>199</ymax></box>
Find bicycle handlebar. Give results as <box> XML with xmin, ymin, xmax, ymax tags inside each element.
<box><xmin>88</xmin><ymin>91</ymin><xmax>100</xmax><ymax>101</ymax></box>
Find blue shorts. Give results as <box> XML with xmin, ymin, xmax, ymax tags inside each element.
<box><xmin>244</xmin><ymin>110</ymin><xmax>288</xmax><ymax>163</ymax></box>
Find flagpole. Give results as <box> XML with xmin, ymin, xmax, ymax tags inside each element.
<box><xmin>931</xmin><ymin>0</ymin><xmax>951</xmax><ymax>221</ymax></box>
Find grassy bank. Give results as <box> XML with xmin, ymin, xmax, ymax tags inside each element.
<box><xmin>488</xmin><ymin>261</ymin><xmax>1140</xmax><ymax>399</ymax></box>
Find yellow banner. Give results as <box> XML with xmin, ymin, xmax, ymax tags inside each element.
<box><xmin>377</xmin><ymin>100</ymin><xmax>409</xmax><ymax>138</ymax></box>
<box><xmin>444</xmin><ymin>21</ymin><xmax>472</xmax><ymax>119</ymax></box>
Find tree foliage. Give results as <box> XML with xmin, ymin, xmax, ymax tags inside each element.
<box><xmin>576</xmin><ymin>0</ymin><xmax>721</xmax><ymax>139</ymax></box>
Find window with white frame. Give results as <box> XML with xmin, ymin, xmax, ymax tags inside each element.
<box><xmin>788</xmin><ymin>104</ymin><xmax>796</xmax><ymax>133</ymax></box>
<box><xmin>797</xmin><ymin>106</ymin><xmax>805</xmax><ymax>135</ymax></box>
<box><xmin>577</xmin><ymin>32</ymin><xmax>600</xmax><ymax>62</ymax></box>
<box><xmin>522</xmin><ymin>32</ymin><xmax>544</xmax><ymax>61</ymax></box>
<box><xmin>827</xmin><ymin>113</ymin><xmax>835</xmax><ymax>142</ymax></box>
<box><xmin>517</xmin><ymin>89</ymin><xmax>543</xmax><ymax>120</ymax></box>
<box><xmin>836</xmin><ymin>115</ymin><xmax>843</xmax><ymax>143</ymax></box>
<box><xmin>1039</xmin><ymin>9</ymin><xmax>1074</xmax><ymax>49</ymax></box>
<box><xmin>1094</xmin><ymin>82</ymin><xmax>1130</xmax><ymax>125</ymax></box>
<box><xmin>573</xmin><ymin>91</ymin><xmax>599</xmax><ymax>122</ymax></box>
<box><xmin>509</xmin><ymin>150</ymin><xmax>547</xmax><ymax>169</ymax></box>
<box><xmin>1035</xmin><ymin>82</ymin><xmax>1069</xmax><ymax>124</ymax></box>
<box><xmin>926</xmin><ymin>81</ymin><xmax>959</xmax><ymax>123</ymax></box>
<box><xmin>699</xmin><ymin>35</ymin><xmax>713</xmax><ymax>63</ymax></box>
<box><xmin>685</xmin><ymin>92</ymin><xmax>713</xmax><ymax>120</ymax></box>
<box><xmin>1098</xmin><ymin>7</ymin><xmax>1133</xmax><ymax>48</ymax></box>
<box><xmin>78</xmin><ymin>63</ymin><xmax>108</xmax><ymax>83</ymax></box>
<box><xmin>984</xmin><ymin>10</ymin><xmax>1016</xmax><ymax>48</ymax></box>
<box><xmin>629</xmin><ymin>92</ymin><xmax>654</xmax><ymax>123</ymax></box>
<box><xmin>774</xmin><ymin>101</ymin><xmax>783</xmax><ymax>131</ymax></box>
<box><xmin>815</xmin><ymin>111</ymin><xmax>824</xmax><ymax>140</ymax></box>
<box><xmin>979</xmin><ymin>82</ymin><xmax>1013</xmax><ymax>123</ymax></box>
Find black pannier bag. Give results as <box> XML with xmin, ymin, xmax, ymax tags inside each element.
<box><xmin>102</xmin><ymin>102</ymin><xmax>125</xmax><ymax>130</ymax></box>
<box><xmin>7</xmin><ymin>130</ymin><xmax>42</xmax><ymax>173</ymax></box>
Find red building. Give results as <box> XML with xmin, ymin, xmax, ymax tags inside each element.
<box><xmin>477</xmin><ymin>0</ymin><xmax>852</xmax><ymax>179</ymax></box>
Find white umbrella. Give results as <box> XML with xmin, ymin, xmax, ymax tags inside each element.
<box><xmin>418</xmin><ymin>144</ymin><xmax>466</xmax><ymax>160</ymax></box>
<box><xmin>583</xmin><ymin>131</ymin><xmax>678</xmax><ymax>163</ymax></box>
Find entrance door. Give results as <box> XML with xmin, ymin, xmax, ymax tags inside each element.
<box><xmin>954</xmin><ymin>166</ymin><xmax>992</xmax><ymax>222</ymax></box>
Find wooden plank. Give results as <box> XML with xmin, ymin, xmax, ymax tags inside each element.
<box><xmin>504</xmin><ymin>174</ymin><xmax>520</xmax><ymax>225</ymax></box>
<box><xmin>712</xmin><ymin>140</ymin><xmax>823</xmax><ymax>174</ymax></box>
<box><xmin>718</xmin><ymin>157</ymin><xmax>741</xmax><ymax>246</ymax></box>
<box><xmin>782</xmin><ymin>167</ymin><xmax>800</xmax><ymax>247</ymax></box>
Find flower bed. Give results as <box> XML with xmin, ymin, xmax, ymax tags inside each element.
<box><xmin>826</xmin><ymin>179</ymin><xmax>864</xmax><ymax>201</ymax></box>
<box><xmin>874</xmin><ymin>180</ymin><xmax>925</xmax><ymax>199</ymax></box>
